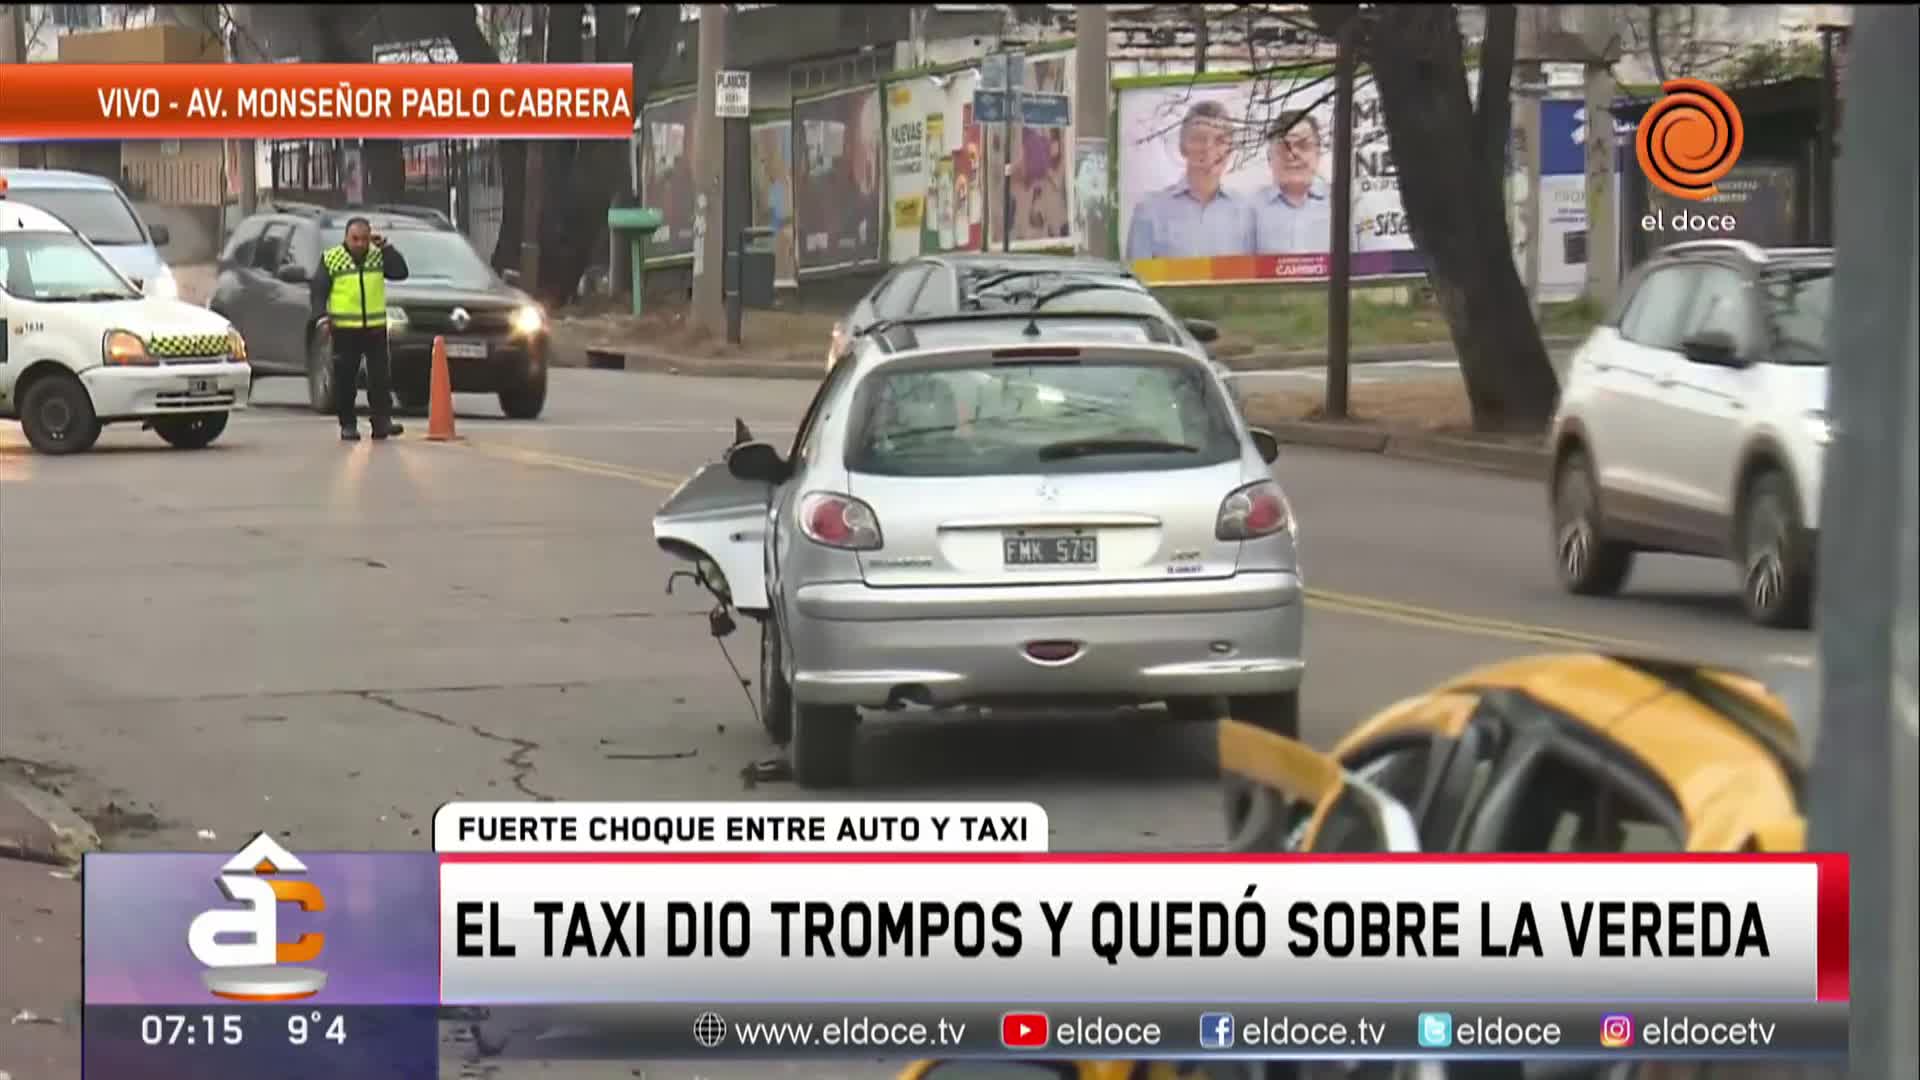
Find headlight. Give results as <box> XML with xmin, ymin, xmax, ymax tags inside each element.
<box><xmin>1804</xmin><ymin>411</ymin><xmax>1832</xmax><ymax>446</ymax></box>
<box><xmin>103</xmin><ymin>329</ymin><xmax>153</xmax><ymax>366</ymax></box>
<box><xmin>511</xmin><ymin>304</ymin><xmax>545</xmax><ymax>336</ymax></box>
<box><xmin>227</xmin><ymin>327</ymin><xmax>248</xmax><ymax>364</ymax></box>
<box><xmin>386</xmin><ymin>306</ymin><xmax>410</xmax><ymax>329</ymax></box>
<box><xmin>144</xmin><ymin>266</ymin><xmax>179</xmax><ymax>300</ymax></box>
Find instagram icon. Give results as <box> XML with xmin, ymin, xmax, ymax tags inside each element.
<box><xmin>1600</xmin><ymin>1014</ymin><xmax>1635</xmax><ymax>1048</ymax></box>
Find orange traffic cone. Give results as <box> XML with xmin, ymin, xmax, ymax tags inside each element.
<box><xmin>426</xmin><ymin>335</ymin><xmax>456</xmax><ymax>442</ymax></box>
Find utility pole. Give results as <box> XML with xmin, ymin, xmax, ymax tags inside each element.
<box><xmin>1324</xmin><ymin>21</ymin><xmax>1355</xmax><ymax>421</ymax></box>
<box><xmin>691</xmin><ymin>4</ymin><xmax>728</xmax><ymax>337</ymax></box>
<box><xmin>519</xmin><ymin>4</ymin><xmax>548</xmax><ymax>293</ymax></box>
<box><xmin>1579</xmin><ymin>3</ymin><xmax>1618</xmax><ymax>308</ymax></box>
<box><xmin>1514</xmin><ymin>9</ymin><xmax>1546</xmax><ymax>318</ymax></box>
<box><xmin>1807</xmin><ymin>15</ymin><xmax>1917</xmax><ymax>1080</ymax></box>
<box><xmin>229</xmin><ymin>3</ymin><xmax>258</xmax><ymax>216</ymax></box>
<box><xmin>1073</xmin><ymin>4</ymin><xmax>1109</xmax><ymax>258</ymax></box>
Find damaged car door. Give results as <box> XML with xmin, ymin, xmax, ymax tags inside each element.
<box><xmin>651</xmin><ymin>419</ymin><xmax>779</xmax><ymax>617</ymax></box>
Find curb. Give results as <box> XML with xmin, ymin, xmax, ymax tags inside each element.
<box><xmin>1265</xmin><ymin>420</ymin><xmax>1548</xmax><ymax>479</ymax></box>
<box><xmin>554</xmin><ymin>335</ymin><xmax>1586</xmax><ymax>380</ymax></box>
<box><xmin>0</xmin><ymin>781</ymin><xmax>100</xmax><ymax>867</ymax></box>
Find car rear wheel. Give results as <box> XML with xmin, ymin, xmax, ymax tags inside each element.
<box><xmin>1552</xmin><ymin>448</ymin><xmax>1635</xmax><ymax>596</ymax></box>
<box><xmin>153</xmin><ymin>412</ymin><xmax>228</xmax><ymax>449</ymax></box>
<box><xmin>19</xmin><ymin>373</ymin><xmax>102</xmax><ymax>455</ymax></box>
<box><xmin>790</xmin><ymin>704</ymin><xmax>858</xmax><ymax>789</ymax></box>
<box><xmin>307</xmin><ymin>330</ymin><xmax>336</xmax><ymax>415</ymax></box>
<box><xmin>1738</xmin><ymin>470</ymin><xmax>1814</xmax><ymax>629</ymax></box>
<box><xmin>498</xmin><ymin>370</ymin><xmax>547</xmax><ymax>420</ymax></box>
<box><xmin>758</xmin><ymin>616</ymin><xmax>794</xmax><ymax>744</ymax></box>
<box><xmin>1227</xmin><ymin>690</ymin><xmax>1300</xmax><ymax>738</ymax></box>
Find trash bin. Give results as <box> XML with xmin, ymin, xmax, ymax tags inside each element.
<box><xmin>739</xmin><ymin>226</ymin><xmax>776</xmax><ymax>310</ymax></box>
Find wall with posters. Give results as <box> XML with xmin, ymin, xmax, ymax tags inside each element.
<box><xmin>1533</xmin><ymin>98</ymin><xmax>1628</xmax><ymax>304</ymax></box>
<box><xmin>638</xmin><ymin>93</ymin><xmax>697</xmax><ymax>260</ymax></box>
<box><xmin>794</xmin><ymin>85</ymin><xmax>885</xmax><ymax>274</ymax></box>
<box><xmin>1114</xmin><ymin>73</ymin><xmax>1425</xmax><ymax>285</ymax></box>
<box><xmin>749</xmin><ymin>117</ymin><xmax>798</xmax><ymax>286</ymax></box>
<box><xmin>882</xmin><ymin>70</ymin><xmax>986</xmax><ymax>261</ymax></box>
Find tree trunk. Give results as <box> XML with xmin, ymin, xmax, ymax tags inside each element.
<box><xmin>1314</xmin><ymin>4</ymin><xmax>1559</xmax><ymax>434</ymax></box>
<box><xmin>442</xmin><ymin>10</ymin><xmax>524</xmax><ymax>271</ymax></box>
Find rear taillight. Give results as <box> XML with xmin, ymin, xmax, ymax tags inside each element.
<box><xmin>1216</xmin><ymin>480</ymin><xmax>1291</xmax><ymax>540</ymax></box>
<box><xmin>799</xmin><ymin>492</ymin><xmax>883</xmax><ymax>551</ymax></box>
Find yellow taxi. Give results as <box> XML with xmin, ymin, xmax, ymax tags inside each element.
<box><xmin>901</xmin><ymin>652</ymin><xmax>1810</xmax><ymax>1080</ymax></box>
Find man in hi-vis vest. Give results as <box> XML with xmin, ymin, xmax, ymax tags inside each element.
<box><xmin>312</xmin><ymin>217</ymin><xmax>411</xmax><ymax>441</ymax></box>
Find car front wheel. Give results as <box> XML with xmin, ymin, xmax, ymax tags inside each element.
<box><xmin>499</xmin><ymin>370</ymin><xmax>547</xmax><ymax>420</ymax></box>
<box><xmin>307</xmin><ymin>330</ymin><xmax>336</xmax><ymax>415</ymax></box>
<box><xmin>19</xmin><ymin>373</ymin><xmax>102</xmax><ymax>455</ymax></box>
<box><xmin>154</xmin><ymin>412</ymin><xmax>229</xmax><ymax>449</ymax></box>
<box><xmin>1553</xmin><ymin>448</ymin><xmax>1635</xmax><ymax>596</ymax></box>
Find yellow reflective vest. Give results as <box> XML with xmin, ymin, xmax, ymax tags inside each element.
<box><xmin>323</xmin><ymin>244</ymin><xmax>388</xmax><ymax>330</ymax></box>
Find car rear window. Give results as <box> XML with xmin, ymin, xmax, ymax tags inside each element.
<box><xmin>5</xmin><ymin>188</ymin><xmax>146</xmax><ymax>246</ymax></box>
<box><xmin>846</xmin><ymin>357</ymin><xmax>1241</xmax><ymax>477</ymax></box>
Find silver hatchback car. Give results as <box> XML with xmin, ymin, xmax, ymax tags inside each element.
<box><xmin>653</xmin><ymin>312</ymin><xmax>1305</xmax><ymax>788</ymax></box>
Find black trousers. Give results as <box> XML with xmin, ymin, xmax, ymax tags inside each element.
<box><xmin>331</xmin><ymin>325</ymin><xmax>393</xmax><ymax>428</ymax></box>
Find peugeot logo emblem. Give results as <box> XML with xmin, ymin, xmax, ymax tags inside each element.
<box><xmin>450</xmin><ymin>307</ymin><xmax>471</xmax><ymax>331</ymax></box>
<box><xmin>1036</xmin><ymin>481</ymin><xmax>1060</xmax><ymax>502</ymax></box>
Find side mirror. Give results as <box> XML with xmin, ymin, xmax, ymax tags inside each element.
<box><xmin>726</xmin><ymin>441</ymin><xmax>790</xmax><ymax>485</ymax></box>
<box><xmin>147</xmin><ymin>223</ymin><xmax>171</xmax><ymax>247</ymax></box>
<box><xmin>1184</xmin><ymin>317</ymin><xmax>1220</xmax><ymax>344</ymax></box>
<box><xmin>502</xmin><ymin>268</ymin><xmax>523</xmax><ymax>286</ymax></box>
<box><xmin>1681</xmin><ymin>330</ymin><xmax>1746</xmax><ymax>367</ymax></box>
<box><xmin>1249</xmin><ymin>427</ymin><xmax>1281</xmax><ymax>465</ymax></box>
<box><xmin>276</xmin><ymin>263</ymin><xmax>310</xmax><ymax>284</ymax></box>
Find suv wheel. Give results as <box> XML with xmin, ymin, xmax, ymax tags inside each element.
<box><xmin>306</xmin><ymin>330</ymin><xmax>336</xmax><ymax>415</ymax></box>
<box><xmin>1738</xmin><ymin>470</ymin><xmax>1815</xmax><ymax>629</ymax></box>
<box><xmin>498</xmin><ymin>369</ymin><xmax>547</xmax><ymax>420</ymax></box>
<box><xmin>19</xmin><ymin>373</ymin><xmax>102</xmax><ymax>455</ymax></box>
<box><xmin>1552</xmin><ymin>448</ymin><xmax>1635</xmax><ymax>596</ymax></box>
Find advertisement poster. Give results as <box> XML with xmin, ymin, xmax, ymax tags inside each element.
<box><xmin>795</xmin><ymin>85</ymin><xmax>884</xmax><ymax>274</ymax></box>
<box><xmin>886</xmin><ymin>80</ymin><xmax>931</xmax><ymax>263</ymax></box>
<box><xmin>1114</xmin><ymin>75</ymin><xmax>1425</xmax><ymax>284</ymax></box>
<box><xmin>639</xmin><ymin>93</ymin><xmax>696</xmax><ymax>259</ymax></box>
<box><xmin>750</xmin><ymin>118</ymin><xmax>798</xmax><ymax>286</ymax></box>
<box><xmin>982</xmin><ymin>51</ymin><xmax>1075</xmax><ymax>251</ymax></box>
<box><xmin>1528</xmin><ymin>98</ymin><xmax>1630</xmax><ymax>303</ymax></box>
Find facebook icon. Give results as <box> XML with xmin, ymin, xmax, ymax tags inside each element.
<box><xmin>1199</xmin><ymin>1012</ymin><xmax>1236</xmax><ymax>1049</ymax></box>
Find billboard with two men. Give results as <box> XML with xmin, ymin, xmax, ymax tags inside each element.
<box><xmin>1115</xmin><ymin>73</ymin><xmax>1427</xmax><ymax>286</ymax></box>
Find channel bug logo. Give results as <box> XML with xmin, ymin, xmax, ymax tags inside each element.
<box><xmin>185</xmin><ymin>833</ymin><xmax>328</xmax><ymax>1001</ymax></box>
<box><xmin>1636</xmin><ymin>78</ymin><xmax>1745</xmax><ymax>201</ymax></box>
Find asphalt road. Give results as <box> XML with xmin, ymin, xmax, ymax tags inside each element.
<box><xmin>0</xmin><ymin>367</ymin><xmax>1812</xmax><ymax>1080</ymax></box>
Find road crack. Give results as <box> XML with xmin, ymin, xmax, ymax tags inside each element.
<box><xmin>358</xmin><ymin>692</ymin><xmax>551</xmax><ymax>801</ymax></box>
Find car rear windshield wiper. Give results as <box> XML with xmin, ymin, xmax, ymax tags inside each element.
<box><xmin>1036</xmin><ymin>437</ymin><xmax>1199</xmax><ymax>460</ymax></box>
<box><xmin>1029</xmin><ymin>281</ymin><xmax>1149</xmax><ymax>308</ymax></box>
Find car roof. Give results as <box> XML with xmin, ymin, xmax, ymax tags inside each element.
<box><xmin>250</xmin><ymin>201</ymin><xmax>455</xmax><ymax>232</ymax></box>
<box><xmin>0</xmin><ymin>199</ymin><xmax>79</xmax><ymax>234</ymax></box>
<box><xmin>935</xmin><ymin>252</ymin><xmax>1132</xmax><ymax>277</ymax></box>
<box><xmin>1333</xmin><ymin>652</ymin><xmax>1806</xmax><ymax>849</ymax></box>
<box><xmin>0</xmin><ymin>168</ymin><xmax>120</xmax><ymax>191</ymax></box>
<box><xmin>1654</xmin><ymin>239</ymin><xmax>1834</xmax><ymax>268</ymax></box>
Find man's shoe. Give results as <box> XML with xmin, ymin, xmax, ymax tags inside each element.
<box><xmin>340</xmin><ymin>426</ymin><xmax>361</xmax><ymax>442</ymax></box>
<box><xmin>371</xmin><ymin>421</ymin><xmax>404</xmax><ymax>440</ymax></box>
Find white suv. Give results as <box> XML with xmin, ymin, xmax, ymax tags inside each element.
<box><xmin>1548</xmin><ymin>240</ymin><xmax>1833</xmax><ymax>628</ymax></box>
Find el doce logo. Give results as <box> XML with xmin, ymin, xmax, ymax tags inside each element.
<box><xmin>1636</xmin><ymin>78</ymin><xmax>1745</xmax><ymax>201</ymax></box>
<box><xmin>186</xmin><ymin>833</ymin><xmax>328</xmax><ymax>1001</ymax></box>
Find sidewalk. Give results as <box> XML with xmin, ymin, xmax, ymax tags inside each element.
<box><xmin>0</xmin><ymin>783</ymin><xmax>87</xmax><ymax>1079</ymax></box>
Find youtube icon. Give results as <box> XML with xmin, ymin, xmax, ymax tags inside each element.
<box><xmin>1000</xmin><ymin>1011</ymin><xmax>1050</xmax><ymax>1049</ymax></box>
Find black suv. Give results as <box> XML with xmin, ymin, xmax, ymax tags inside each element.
<box><xmin>210</xmin><ymin>203</ymin><xmax>549</xmax><ymax>419</ymax></box>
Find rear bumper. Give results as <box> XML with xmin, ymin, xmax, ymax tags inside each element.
<box><xmin>785</xmin><ymin>572</ymin><xmax>1305</xmax><ymax>708</ymax></box>
<box><xmin>387</xmin><ymin>331</ymin><xmax>547</xmax><ymax>393</ymax></box>
<box><xmin>82</xmin><ymin>362</ymin><xmax>252</xmax><ymax>420</ymax></box>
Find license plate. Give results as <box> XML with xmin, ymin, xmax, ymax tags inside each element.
<box><xmin>445</xmin><ymin>339</ymin><xmax>488</xmax><ymax>359</ymax></box>
<box><xmin>1003</xmin><ymin>532</ymin><xmax>1098</xmax><ymax>566</ymax></box>
<box><xmin>184</xmin><ymin>378</ymin><xmax>218</xmax><ymax>396</ymax></box>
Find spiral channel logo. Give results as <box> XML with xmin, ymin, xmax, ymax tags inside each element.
<box><xmin>1636</xmin><ymin>78</ymin><xmax>1745</xmax><ymax>202</ymax></box>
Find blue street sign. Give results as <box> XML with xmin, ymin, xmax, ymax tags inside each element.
<box><xmin>1018</xmin><ymin>92</ymin><xmax>1070</xmax><ymax>127</ymax></box>
<box><xmin>974</xmin><ymin>89</ymin><xmax>1009</xmax><ymax>124</ymax></box>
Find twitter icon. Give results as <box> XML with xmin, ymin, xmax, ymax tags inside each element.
<box><xmin>1417</xmin><ymin>1012</ymin><xmax>1454</xmax><ymax>1049</ymax></box>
